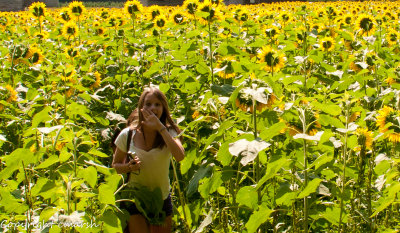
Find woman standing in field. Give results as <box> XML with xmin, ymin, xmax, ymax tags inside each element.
<box><xmin>112</xmin><ymin>87</ymin><xmax>185</xmax><ymax>233</ymax></box>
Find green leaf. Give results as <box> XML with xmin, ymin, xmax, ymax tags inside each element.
<box><xmin>322</xmin><ymin>207</ymin><xmax>341</xmax><ymax>225</ymax></box>
<box><xmin>318</xmin><ymin>114</ymin><xmax>345</xmax><ymax>128</ymax></box>
<box><xmin>371</xmin><ymin>197</ymin><xmax>394</xmax><ymax>217</ymax></box>
<box><xmin>32</xmin><ymin>106</ymin><xmax>52</xmax><ymax>128</ymax></box>
<box><xmin>310</xmin><ymin>154</ymin><xmax>333</xmax><ymax>170</ymax></box>
<box><xmin>180</xmin><ymin>149</ymin><xmax>196</xmax><ymax>175</ymax></box>
<box><xmin>217</xmin><ymin>141</ymin><xmax>233</xmax><ymax>166</ymax></box>
<box><xmin>78</xmin><ymin>166</ymin><xmax>98</xmax><ymax>188</ymax></box>
<box><xmin>297</xmin><ymin>178</ymin><xmax>323</xmax><ymax>199</ymax></box>
<box><xmin>36</xmin><ymin>155</ymin><xmax>59</xmax><ymax>169</ymax></box>
<box><xmin>159</xmin><ymin>83</ymin><xmax>170</xmax><ymax>93</ymax></box>
<box><xmin>187</xmin><ymin>165</ymin><xmax>212</xmax><ymax>198</ymax></box>
<box><xmin>0</xmin><ymin>149</ymin><xmax>36</xmax><ymax>180</ymax></box>
<box><xmin>259</xmin><ymin>122</ymin><xmax>286</xmax><ymax>141</ymax></box>
<box><xmin>245</xmin><ymin>205</ymin><xmax>273</xmax><ymax>233</ymax></box>
<box><xmin>311</xmin><ymin>102</ymin><xmax>342</xmax><ymax>116</ymax></box>
<box><xmin>98</xmin><ymin>184</ymin><xmax>115</xmax><ymax>205</ymax></box>
<box><xmin>88</xmin><ymin>149</ymin><xmax>109</xmax><ymax>158</ymax></box>
<box><xmin>98</xmin><ymin>209</ymin><xmax>122</xmax><ymax>232</ymax></box>
<box><xmin>236</xmin><ymin>186</ymin><xmax>258</xmax><ymax>210</ymax></box>
<box><xmin>40</xmin><ymin>207</ymin><xmax>59</xmax><ymax>222</ymax></box>
<box><xmin>256</xmin><ymin>158</ymin><xmax>290</xmax><ymax>190</ymax></box>
<box><xmin>198</xmin><ymin>170</ymin><xmax>223</xmax><ymax>199</ymax></box>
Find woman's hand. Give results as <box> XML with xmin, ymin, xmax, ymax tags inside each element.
<box><xmin>141</xmin><ymin>108</ymin><xmax>165</xmax><ymax>131</ymax></box>
<box><xmin>127</xmin><ymin>155</ymin><xmax>141</xmax><ymax>172</ymax></box>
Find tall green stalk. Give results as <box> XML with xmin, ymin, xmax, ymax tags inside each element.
<box><xmin>339</xmin><ymin>103</ymin><xmax>350</xmax><ymax>232</ymax></box>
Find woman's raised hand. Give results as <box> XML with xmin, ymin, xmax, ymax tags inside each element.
<box><xmin>141</xmin><ymin>108</ymin><xmax>164</xmax><ymax>131</ymax></box>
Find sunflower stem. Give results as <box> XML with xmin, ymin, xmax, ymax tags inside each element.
<box><xmin>208</xmin><ymin>21</ymin><xmax>214</xmax><ymax>90</ymax></box>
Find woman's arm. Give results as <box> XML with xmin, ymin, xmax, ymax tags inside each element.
<box><xmin>112</xmin><ymin>147</ymin><xmax>140</xmax><ymax>174</ymax></box>
<box><xmin>159</xmin><ymin>127</ymin><xmax>185</xmax><ymax>162</ymax></box>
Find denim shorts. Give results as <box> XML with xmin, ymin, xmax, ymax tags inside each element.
<box><xmin>121</xmin><ymin>194</ymin><xmax>173</xmax><ymax>217</ymax></box>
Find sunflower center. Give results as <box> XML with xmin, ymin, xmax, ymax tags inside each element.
<box><xmin>360</xmin><ymin>18</ymin><xmax>373</xmax><ymax>31</ymax></box>
<box><xmin>323</xmin><ymin>41</ymin><xmax>332</xmax><ymax>49</ymax></box>
<box><xmin>264</xmin><ymin>52</ymin><xmax>277</xmax><ymax>66</ymax></box>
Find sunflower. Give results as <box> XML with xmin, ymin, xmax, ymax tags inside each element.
<box><xmin>281</xmin><ymin>110</ymin><xmax>321</xmax><ymax>136</ymax></box>
<box><xmin>262</xmin><ymin>25</ymin><xmax>280</xmax><ymax>40</ymax></box>
<box><xmin>29</xmin><ymin>2</ymin><xmax>46</xmax><ymax>19</ymax></box>
<box><xmin>386</xmin><ymin>29</ymin><xmax>399</xmax><ymax>46</ymax></box>
<box><xmin>218</xmin><ymin>26</ymin><xmax>231</xmax><ymax>38</ymax></box>
<box><xmin>342</xmin><ymin>14</ymin><xmax>353</xmax><ymax>26</ymax></box>
<box><xmin>5</xmin><ymin>85</ymin><xmax>17</xmax><ymax>102</ymax></box>
<box><xmin>197</xmin><ymin>0</ymin><xmax>222</xmax><ymax>25</ymax></box>
<box><xmin>65</xmin><ymin>46</ymin><xmax>80</xmax><ymax>60</ymax></box>
<box><xmin>62</xmin><ymin>21</ymin><xmax>78</xmax><ymax>39</ymax></box>
<box><xmin>355</xmin><ymin>14</ymin><xmax>376</xmax><ymax>36</ymax></box>
<box><xmin>170</xmin><ymin>10</ymin><xmax>186</xmax><ymax>25</ymax></box>
<box><xmin>376</xmin><ymin>106</ymin><xmax>400</xmax><ymax>143</ymax></box>
<box><xmin>183</xmin><ymin>0</ymin><xmax>199</xmax><ymax>16</ymax></box>
<box><xmin>124</xmin><ymin>0</ymin><xmax>143</xmax><ymax>17</ymax></box>
<box><xmin>153</xmin><ymin>15</ymin><xmax>167</xmax><ymax>29</ymax></box>
<box><xmin>59</xmin><ymin>7</ymin><xmax>71</xmax><ymax>22</ymax></box>
<box><xmin>319</xmin><ymin>37</ymin><xmax>335</xmax><ymax>52</ymax></box>
<box><xmin>147</xmin><ymin>5</ymin><xmax>161</xmax><ymax>20</ymax></box>
<box><xmin>354</xmin><ymin>127</ymin><xmax>373</xmax><ymax>151</ymax></box>
<box><xmin>257</xmin><ymin>46</ymin><xmax>285</xmax><ymax>73</ymax></box>
<box><xmin>68</xmin><ymin>1</ymin><xmax>86</xmax><ymax>19</ymax></box>
<box><xmin>28</xmin><ymin>46</ymin><xmax>44</xmax><ymax>64</ymax></box>
<box><xmin>233</xmin><ymin>8</ymin><xmax>249</xmax><ymax>23</ymax></box>
<box><xmin>216</xmin><ymin>56</ymin><xmax>236</xmax><ymax>79</ymax></box>
<box><xmin>33</xmin><ymin>31</ymin><xmax>49</xmax><ymax>40</ymax></box>
<box><xmin>192</xmin><ymin>110</ymin><xmax>200</xmax><ymax>119</ymax></box>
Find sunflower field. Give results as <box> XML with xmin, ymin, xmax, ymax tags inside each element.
<box><xmin>1</xmin><ymin>0</ymin><xmax>400</xmax><ymax>232</ymax></box>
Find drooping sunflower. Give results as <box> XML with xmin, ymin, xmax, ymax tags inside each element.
<box><xmin>62</xmin><ymin>21</ymin><xmax>78</xmax><ymax>39</ymax></box>
<box><xmin>68</xmin><ymin>1</ymin><xmax>86</xmax><ymax>19</ymax></box>
<box><xmin>355</xmin><ymin>14</ymin><xmax>376</xmax><ymax>36</ymax></box>
<box><xmin>216</xmin><ymin>56</ymin><xmax>236</xmax><ymax>79</ymax></box>
<box><xmin>354</xmin><ymin>127</ymin><xmax>373</xmax><ymax>151</ymax></box>
<box><xmin>29</xmin><ymin>2</ymin><xmax>46</xmax><ymax>19</ymax></box>
<box><xmin>281</xmin><ymin>108</ymin><xmax>321</xmax><ymax>136</ymax></box>
<box><xmin>319</xmin><ymin>37</ymin><xmax>335</xmax><ymax>52</ymax></box>
<box><xmin>376</xmin><ymin>106</ymin><xmax>400</xmax><ymax>143</ymax></box>
<box><xmin>124</xmin><ymin>0</ymin><xmax>143</xmax><ymax>17</ymax></box>
<box><xmin>257</xmin><ymin>46</ymin><xmax>285</xmax><ymax>73</ymax></box>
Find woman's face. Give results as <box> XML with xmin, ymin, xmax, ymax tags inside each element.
<box><xmin>143</xmin><ymin>93</ymin><xmax>163</xmax><ymax>119</ymax></box>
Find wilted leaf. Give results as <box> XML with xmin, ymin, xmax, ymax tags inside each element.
<box><xmin>293</xmin><ymin>131</ymin><xmax>324</xmax><ymax>141</ymax></box>
<box><xmin>229</xmin><ymin>139</ymin><xmax>270</xmax><ymax>166</ymax></box>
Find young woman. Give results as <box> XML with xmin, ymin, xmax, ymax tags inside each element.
<box><xmin>112</xmin><ymin>87</ymin><xmax>185</xmax><ymax>233</ymax></box>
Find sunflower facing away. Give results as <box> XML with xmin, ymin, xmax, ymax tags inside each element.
<box><xmin>257</xmin><ymin>46</ymin><xmax>285</xmax><ymax>73</ymax></box>
<box><xmin>376</xmin><ymin>106</ymin><xmax>400</xmax><ymax>143</ymax></box>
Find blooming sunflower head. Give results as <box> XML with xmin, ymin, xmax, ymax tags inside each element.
<box><xmin>147</xmin><ymin>5</ymin><xmax>161</xmax><ymax>20</ymax></box>
<box><xmin>170</xmin><ymin>10</ymin><xmax>187</xmax><ymax>25</ymax></box>
<box><xmin>28</xmin><ymin>46</ymin><xmax>44</xmax><ymax>64</ymax></box>
<box><xmin>356</xmin><ymin>14</ymin><xmax>376</xmax><ymax>36</ymax></box>
<box><xmin>386</xmin><ymin>29</ymin><xmax>399</xmax><ymax>46</ymax></box>
<box><xmin>262</xmin><ymin>25</ymin><xmax>280</xmax><ymax>39</ymax></box>
<box><xmin>1</xmin><ymin>85</ymin><xmax>18</xmax><ymax>103</ymax></box>
<box><xmin>216</xmin><ymin>56</ymin><xmax>236</xmax><ymax>79</ymax></box>
<box><xmin>319</xmin><ymin>37</ymin><xmax>335</xmax><ymax>52</ymax></box>
<box><xmin>183</xmin><ymin>0</ymin><xmax>199</xmax><ymax>16</ymax></box>
<box><xmin>62</xmin><ymin>21</ymin><xmax>78</xmax><ymax>39</ymax></box>
<box><xmin>197</xmin><ymin>0</ymin><xmax>222</xmax><ymax>25</ymax></box>
<box><xmin>257</xmin><ymin>46</ymin><xmax>285</xmax><ymax>73</ymax></box>
<box><xmin>68</xmin><ymin>1</ymin><xmax>86</xmax><ymax>18</ymax></box>
<box><xmin>233</xmin><ymin>8</ymin><xmax>249</xmax><ymax>23</ymax></box>
<box><xmin>59</xmin><ymin>8</ymin><xmax>71</xmax><ymax>22</ymax></box>
<box><xmin>354</xmin><ymin>127</ymin><xmax>373</xmax><ymax>151</ymax></box>
<box><xmin>29</xmin><ymin>2</ymin><xmax>46</xmax><ymax>19</ymax></box>
<box><xmin>153</xmin><ymin>15</ymin><xmax>167</xmax><ymax>29</ymax></box>
<box><xmin>65</xmin><ymin>46</ymin><xmax>80</xmax><ymax>60</ymax></box>
<box><xmin>376</xmin><ymin>106</ymin><xmax>400</xmax><ymax>143</ymax></box>
<box><xmin>124</xmin><ymin>0</ymin><xmax>143</xmax><ymax>17</ymax></box>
